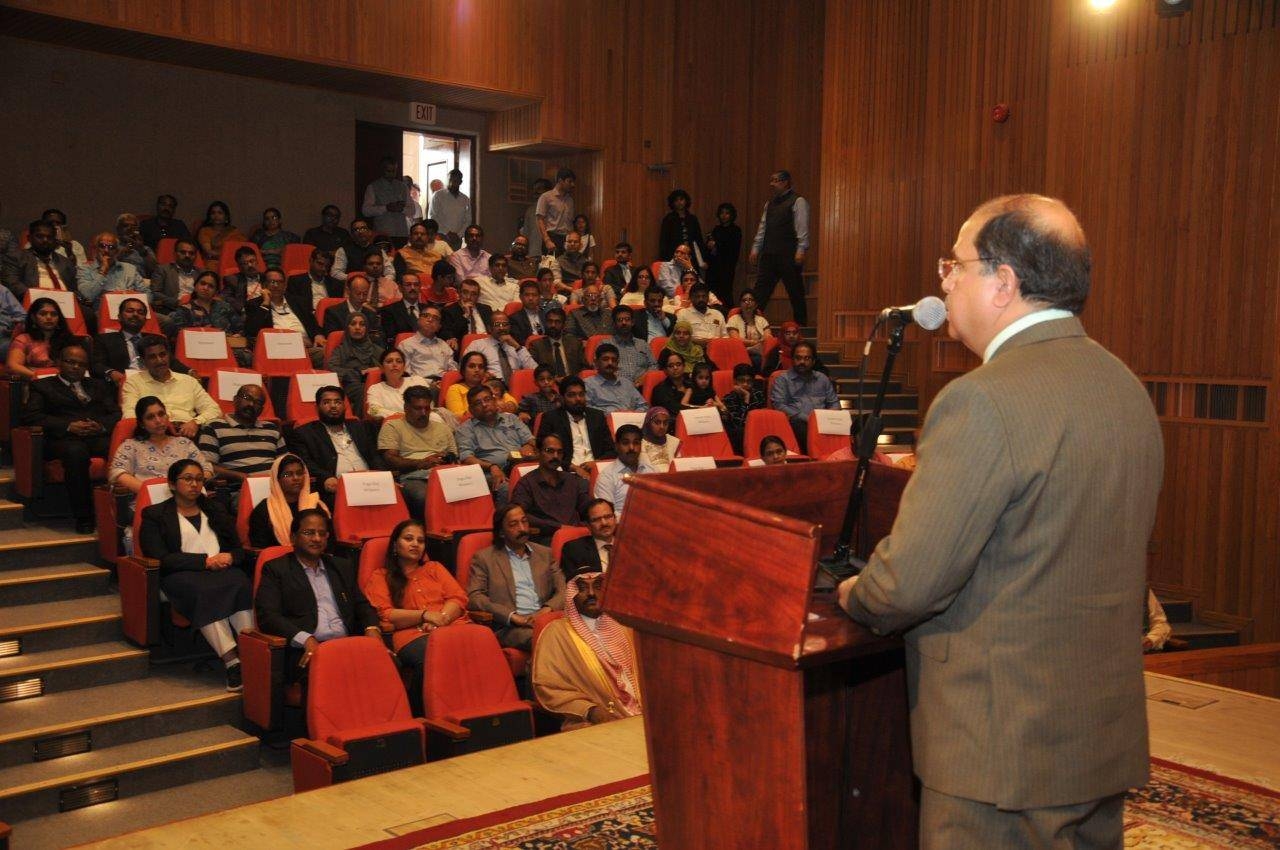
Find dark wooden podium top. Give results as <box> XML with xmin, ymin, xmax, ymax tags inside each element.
<box><xmin>605</xmin><ymin>461</ymin><xmax>910</xmax><ymax>670</ymax></box>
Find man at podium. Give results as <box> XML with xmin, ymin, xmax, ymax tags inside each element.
<box><xmin>839</xmin><ymin>195</ymin><xmax>1163</xmax><ymax>849</ymax></box>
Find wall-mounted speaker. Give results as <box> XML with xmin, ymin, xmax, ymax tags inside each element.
<box><xmin>1156</xmin><ymin>0</ymin><xmax>1191</xmax><ymax>18</ymax></box>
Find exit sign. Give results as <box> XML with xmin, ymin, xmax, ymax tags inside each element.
<box><xmin>409</xmin><ymin>102</ymin><xmax>437</xmax><ymax>125</ymax></box>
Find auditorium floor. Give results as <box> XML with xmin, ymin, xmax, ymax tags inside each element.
<box><xmin>74</xmin><ymin>673</ymin><xmax>1280</xmax><ymax>849</ymax></box>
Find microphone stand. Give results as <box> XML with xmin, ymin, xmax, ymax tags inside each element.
<box><xmin>818</xmin><ymin>317</ymin><xmax>907</xmax><ymax>581</ymax></box>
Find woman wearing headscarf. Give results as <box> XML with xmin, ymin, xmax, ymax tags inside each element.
<box><xmin>762</xmin><ymin>321</ymin><xmax>828</xmax><ymax>376</ymax></box>
<box><xmin>639</xmin><ymin>406</ymin><xmax>681</xmax><ymax>471</ymax></box>
<box><xmin>660</xmin><ymin>320</ymin><xmax>715</xmax><ymax>376</ymax></box>
<box><xmin>325</xmin><ymin>311</ymin><xmax>384</xmax><ymax>413</ymax></box>
<box><xmin>248</xmin><ymin>453</ymin><xmax>329</xmax><ymax>548</ymax></box>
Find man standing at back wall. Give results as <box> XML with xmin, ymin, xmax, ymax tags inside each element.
<box><xmin>749</xmin><ymin>169</ymin><xmax>809</xmax><ymax>326</ymax></box>
<box><xmin>838</xmin><ymin>194</ymin><xmax>1163</xmax><ymax>849</ymax></box>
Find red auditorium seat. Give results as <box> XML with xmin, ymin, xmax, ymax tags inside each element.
<box><xmin>503</xmin><ymin>301</ymin><xmax>523</xmax><ymax>317</ymax></box>
<box><xmin>235</xmin><ymin>474</ymin><xmax>273</xmax><ymax>548</ymax></box>
<box><xmin>322</xmin><ymin>330</ymin><xmax>345</xmax><ymax>361</ymax></box>
<box><xmin>674</xmin><ymin>408</ymin><xmax>743</xmax><ymax>465</ymax></box>
<box><xmin>459</xmin><ymin>332</ymin><xmax>484</xmax><ymax>351</ymax></box>
<box><xmin>707</xmin><ymin>337</ymin><xmax>752</xmax><ymax>373</ymax></box>
<box><xmin>807</xmin><ymin>409</ymin><xmax>855</xmax><ymax>461</ymax></box>
<box><xmin>332</xmin><ymin>471</ymin><xmax>409</xmax><ymax>547</ymax></box>
<box><xmin>765</xmin><ymin>369</ymin><xmax>787</xmax><ymax>407</ymax></box>
<box><xmin>217</xmin><ymin>240</ymin><xmax>264</xmax><ymax>277</ymax></box>
<box><xmin>290</xmin><ymin>636</ymin><xmax>426</xmax><ymax>791</ymax></box>
<box><xmin>156</xmin><ymin>237</ymin><xmax>178</xmax><ymax>265</ymax></box>
<box><xmin>421</xmin><ymin>622</ymin><xmax>535</xmax><ymax>758</ymax></box>
<box><xmin>436</xmin><ymin>370</ymin><xmax>462</xmax><ymax>405</ymax></box>
<box><xmin>508</xmin><ymin>368</ymin><xmax>537</xmax><ymax>401</ymax></box>
<box><xmin>641</xmin><ymin>371</ymin><xmax>665</xmax><ymax>405</ymax></box>
<box><xmin>237</xmin><ymin>544</ymin><xmax>295</xmax><ymax>731</ymax></box>
<box><xmin>313</xmin><ymin>297</ymin><xmax>345</xmax><ymax>329</ymax></box>
<box><xmin>175</xmin><ymin>327</ymin><xmax>239</xmax><ymax>373</ymax></box>
<box><xmin>712</xmin><ymin>368</ymin><xmax>734</xmax><ymax>397</ymax></box>
<box><xmin>281</xmin><ymin>243</ymin><xmax>316</xmax><ymax>278</ymax></box>
<box><xmin>422</xmin><ymin>465</ymin><xmax>495</xmax><ymax>571</ymax></box>
<box><xmin>584</xmin><ymin>334</ymin><xmax>611</xmax><ymax>362</ymax></box>
<box><xmin>116</xmin><ymin>476</ymin><xmax>182</xmax><ymax>647</ymax></box>
<box><xmin>252</xmin><ymin>328</ymin><xmax>312</xmax><ymax>377</ymax></box>
<box><xmin>551</xmin><ymin>525</ymin><xmax>590</xmax><ymax>563</ymax></box>
<box><xmin>648</xmin><ymin>336</ymin><xmax>668</xmax><ymax>361</ymax></box>
<box><xmin>744</xmin><ymin>409</ymin><xmax>808</xmax><ymax>461</ymax></box>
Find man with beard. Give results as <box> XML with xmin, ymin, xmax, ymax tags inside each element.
<box><xmin>466</xmin><ymin>504</ymin><xmax>564</xmax><ymax>650</ymax></box>
<box><xmin>449</xmin><ymin>224</ymin><xmax>492</xmax><ymax>282</ymax></box>
<box><xmin>456</xmin><ymin>384</ymin><xmax>536</xmax><ymax>498</ymax></box>
<box><xmin>607</xmin><ymin>305</ymin><xmax>655</xmax><ymax>387</ymax></box>
<box><xmin>150</xmin><ymin>238</ymin><xmax>203</xmax><ymax>326</ymax></box>
<box><xmin>769</xmin><ymin>340</ymin><xmax>838</xmax><ymax>451</ymax></box>
<box><xmin>592</xmin><ymin>424</ymin><xmax>654</xmax><ymax>517</ymax></box>
<box><xmin>377</xmin><ymin>385</ymin><xmax>457</xmax><ymax>517</ymax></box>
<box><xmin>536</xmin><ymin>376</ymin><xmax>615</xmax><ymax>478</ymax></box>
<box><xmin>139</xmin><ymin>194</ymin><xmax>193</xmax><ymax>249</ymax></box>
<box><xmin>287</xmin><ymin>385</ymin><xmax>380</xmax><ymax>505</ymax></box>
<box><xmin>286</xmin><ymin>248</ymin><xmax>343</xmax><ymax>309</ymax></box>
<box><xmin>505</xmin><ymin>234</ymin><xmax>539</xmax><ymax>280</ymax></box>
<box><xmin>528</xmin><ymin>307</ymin><xmax>583</xmax><ymax>379</ymax></box>
<box><xmin>510</xmin><ymin>433</ymin><xmax>591</xmax><ymax>544</ymax></box>
<box><xmin>8</xmin><ymin>218</ymin><xmax>78</xmax><ymax>300</ymax></box>
<box><xmin>199</xmin><ymin>383</ymin><xmax>283</xmax><ymax>508</ymax></box>
<box><xmin>302</xmin><ymin>204</ymin><xmax>352</xmax><ymax>255</ymax></box>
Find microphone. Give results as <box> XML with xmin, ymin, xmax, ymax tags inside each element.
<box><xmin>878</xmin><ymin>296</ymin><xmax>947</xmax><ymax>330</ymax></box>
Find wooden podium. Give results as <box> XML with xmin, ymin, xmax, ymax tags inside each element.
<box><xmin>605</xmin><ymin>461</ymin><xmax>917</xmax><ymax>850</ymax></box>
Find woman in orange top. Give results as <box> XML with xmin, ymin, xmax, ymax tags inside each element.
<box><xmin>361</xmin><ymin>518</ymin><xmax>468</xmax><ymax>710</ymax></box>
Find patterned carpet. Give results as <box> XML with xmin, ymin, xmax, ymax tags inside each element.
<box><xmin>357</xmin><ymin>760</ymin><xmax>1280</xmax><ymax>849</ymax></box>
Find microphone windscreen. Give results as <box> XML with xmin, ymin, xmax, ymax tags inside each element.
<box><xmin>915</xmin><ymin>296</ymin><xmax>948</xmax><ymax>331</ymax></box>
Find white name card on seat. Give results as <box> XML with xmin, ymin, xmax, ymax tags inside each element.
<box><xmin>104</xmin><ymin>290</ymin><xmax>149</xmax><ymax>317</ymax></box>
<box><xmin>747</xmin><ymin>458</ymin><xmax>766</xmax><ymax>467</ymax></box>
<box><xmin>437</xmin><ymin>465</ymin><xmax>490</xmax><ymax>503</ymax></box>
<box><xmin>680</xmin><ymin>407</ymin><xmax>723</xmax><ymax>436</ymax></box>
<box><xmin>39</xmin><ymin>289</ymin><xmax>77</xmax><ymax>318</ymax></box>
<box><xmin>215</xmin><ymin>370</ymin><xmax>263</xmax><ymax>401</ymax></box>
<box><xmin>341</xmin><ymin>470</ymin><xmax>397</xmax><ymax>507</ymax></box>
<box><xmin>609</xmin><ymin>411</ymin><xmax>646</xmax><ymax>431</ymax></box>
<box><xmin>245</xmin><ymin>475</ymin><xmax>272</xmax><ymax>507</ymax></box>
<box><xmin>146</xmin><ymin>482</ymin><xmax>172</xmax><ymax>506</ymax></box>
<box><xmin>672</xmin><ymin>456</ymin><xmax>717</xmax><ymax>471</ymax></box>
<box><xmin>263</xmin><ymin>331</ymin><xmax>306</xmax><ymax>359</ymax></box>
<box><xmin>814</xmin><ymin>408</ymin><xmax>853</xmax><ymax>436</ymax></box>
<box><xmin>182</xmin><ymin>330</ymin><xmax>228</xmax><ymax>359</ymax></box>
<box><xmin>296</xmin><ymin>372</ymin><xmax>340</xmax><ymax>401</ymax></box>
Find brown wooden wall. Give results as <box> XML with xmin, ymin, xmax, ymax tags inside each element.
<box><xmin>817</xmin><ymin>0</ymin><xmax>1280</xmax><ymax>642</ymax></box>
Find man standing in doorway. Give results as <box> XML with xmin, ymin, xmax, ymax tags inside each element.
<box><xmin>428</xmin><ymin>168</ymin><xmax>472</xmax><ymax>250</ymax></box>
<box><xmin>536</xmin><ymin>169</ymin><xmax>576</xmax><ymax>256</ymax></box>
<box><xmin>362</xmin><ymin>156</ymin><xmax>411</xmax><ymax>244</ymax></box>
<box><xmin>749</xmin><ymin>170</ymin><xmax>810</xmax><ymax>326</ymax></box>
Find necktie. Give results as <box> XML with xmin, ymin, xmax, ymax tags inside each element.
<box><xmin>468</xmin><ymin>309</ymin><xmax>476</xmax><ymax>334</ymax></box>
<box><xmin>70</xmin><ymin>381</ymin><xmax>90</xmax><ymax>404</ymax></box>
<box><xmin>126</xmin><ymin>335</ymin><xmax>141</xmax><ymax>369</ymax></box>
<box><xmin>497</xmin><ymin>344</ymin><xmax>513</xmax><ymax>383</ymax></box>
<box><xmin>40</xmin><ymin>258</ymin><xmax>65</xmax><ymax>290</ymax></box>
<box><xmin>602</xmin><ymin>543</ymin><xmax>612</xmax><ymax>567</ymax></box>
<box><xmin>409</xmin><ymin>304</ymin><xmax>418</xmax><ymax>321</ymax></box>
<box><xmin>552</xmin><ymin>340</ymin><xmax>567</xmax><ymax>376</ymax></box>
<box><xmin>533</xmin><ymin>316</ymin><xmax>543</xmax><ymax>334</ymax></box>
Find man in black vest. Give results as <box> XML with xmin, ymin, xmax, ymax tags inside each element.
<box><xmin>748</xmin><ymin>170</ymin><xmax>811</xmax><ymax>326</ymax></box>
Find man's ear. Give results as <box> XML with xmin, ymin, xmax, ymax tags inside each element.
<box><xmin>991</xmin><ymin>264</ymin><xmax>1020</xmax><ymax>309</ymax></box>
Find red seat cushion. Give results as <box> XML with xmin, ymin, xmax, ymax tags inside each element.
<box><xmin>503</xmin><ymin>646</ymin><xmax>529</xmax><ymax>678</ymax></box>
<box><xmin>41</xmin><ymin>458</ymin><xmax>108</xmax><ymax>484</ymax></box>
<box><xmin>326</xmin><ymin>719</ymin><xmax>423</xmax><ymax>750</ymax></box>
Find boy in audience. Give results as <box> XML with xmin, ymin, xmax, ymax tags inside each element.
<box><xmin>518</xmin><ymin>365</ymin><xmax>562</xmax><ymax>425</ymax></box>
<box><xmin>592</xmin><ymin>425</ymin><xmax>654</xmax><ymax>517</ymax></box>
<box><xmin>721</xmin><ymin>363</ymin><xmax>766</xmax><ymax>454</ymax></box>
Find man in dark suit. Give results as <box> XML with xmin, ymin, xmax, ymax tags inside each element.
<box><xmin>379</xmin><ymin>274</ymin><xmax>428</xmax><ymax>340</ymax></box>
<box><xmin>287</xmin><ymin>385</ymin><xmax>380</xmax><ymax>507</ymax></box>
<box><xmin>92</xmin><ymin>298</ymin><xmax>191</xmax><ymax>384</ymax></box>
<box><xmin>148</xmin><ymin>238</ymin><xmax>202</xmax><ymax>326</ymax></box>
<box><xmin>138</xmin><ymin>194</ymin><xmax>193</xmax><ymax>249</ymax></box>
<box><xmin>23</xmin><ymin>342</ymin><xmax>121</xmax><ymax>532</ymax></box>
<box><xmin>4</xmin><ymin>219</ymin><xmax>78</xmax><ymax>300</ymax></box>
<box><xmin>839</xmin><ymin>195</ymin><xmax>1164</xmax><ymax>847</ymax></box>
<box><xmin>221</xmin><ymin>246</ymin><xmax>265</xmax><ymax>313</ymax></box>
<box><xmin>466</xmin><ymin>504</ymin><xmax>565</xmax><ymax>650</ymax></box>
<box><xmin>527</xmin><ymin>308</ymin><xmax>585</xmax><ymax>379</ymax></box>
<box><xmin>245</xmin><ymin>269</ymin><xmax>325</xmax><ymax>348</ymax></box>
<box><xmin>508</xmin><ymin>279</ymin><xmax>545</xmax><ymax>345</ymax></box>
<box><xmin>601</xmin><ymin>242</ymin><xmax>636</xmax><ymax>302</ymax></box>
<box><xmin>254</xmin><ymin>508</ymin><xmax>382</xmax><ymax>680</ymax></box>
<box><xmin>286</xmin><ymin>248</ymin><xmax>342</xmax><ymax>310</ymax></box>
<box><xmin>559</xmin><ymin>498</ymin><xmax>617</xmax><ymax>579</ymax></box>
<box><xmin>321</xmin><ymin>274</ymin><xmax>383</xmax><ymax>345</ymax></box>
<box><xmin>536</xmin><ymin>376</ymin><xmax>615</xmax><ymax>477</ymax></box>
<box><xmin>634</xmin><ymin>285</ymin><xmax>674</xmax><ymax>341</ymax></box>
<box><xmin>441</xmin><ymin>277</ymin><xmax>493</xmax><ymax>346</ymax></box>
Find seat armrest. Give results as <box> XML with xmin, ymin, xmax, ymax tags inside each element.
<box><xmin>240</xmin><ymin>628</ymin><xmax>287</xmax><ymax>648</ymax></box>
<box><xmin>423</xmin><ymin>718</ymin><xmax>470</xmax><ymax>740</ymax></box>
<box><xmin>291</xmin><ymin>738</ymin><xmax>349</xmax><ymax>765</ymax></box>
<box><xmin>422</xmin><ymin>530</ymin><xmax>453</xmax><ymax>541</ymax></box>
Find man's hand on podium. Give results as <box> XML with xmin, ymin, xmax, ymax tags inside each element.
<box><xmin>837</xmin><ymin>574</ymin><xmax>859</xmax><ymax>614</ymax></box>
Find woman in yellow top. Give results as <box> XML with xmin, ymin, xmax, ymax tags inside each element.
<box><xmin>196</xmin><ymin>201</ymin><xmax>245</xmax><ymax>272</ymax></box>
<box><xmin>444</xmin><ymin>351</ymin><xmax>490</xmax><ymax>417</ymax></box>
<box><xmin>360</xmin><ymin>519</ymin><xmax>468</xmax><ymax>712</ymax></box>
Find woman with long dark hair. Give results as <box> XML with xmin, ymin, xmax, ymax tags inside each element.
<box><xmin>360</xmin><ymin>518</ymin><xmax>468</xmax><ymax>709</ymax></box>
<box><xmin>6</xmin><ymin>297</ymin><xmax>75</xmax><ymax>378</ymax></box>
<box><xmin>196</xmin><ymin>201</ymin><xmax>244</xmax><ymax>271</ymax></box>
<box><xmin>658</xmin><ymin>189</ymin><xmax>706</xmax><ymax>266</ymax></box>
<box><xmin>139</xmin><ymin>458</ymin><xmax>252</xmax><ymax>691</ymax></box>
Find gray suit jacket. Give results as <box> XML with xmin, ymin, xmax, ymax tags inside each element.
<box><xmin>149</xmin><ymin>263</ymin><xmax>199</xmax><ymax>313</ymax></box>
<box><xmin>5</xmin><ymin>251</ymin><xmax>78</xmax><ymax>300</ymax></box>
<box><xmin>845</xmin><ymin>317</ymin><xmax>1163</xmax><ymax>809</ymax></box>
<box><xmin>467</xmin><ymin>542</ymin><xmax>565</xmax><ymax>624</ymax></box>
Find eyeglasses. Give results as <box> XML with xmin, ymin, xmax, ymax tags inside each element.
<box><xmin>177</xmin><ymin>475</ymin><xmax>206</xmax><ymax>485</ymax></box>
<box><xmin>938</xmin><ymin>256</ymin><xmax>995</xmax><ymax>281</ymax></box>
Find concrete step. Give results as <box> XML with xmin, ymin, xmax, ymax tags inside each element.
<box><xmin>0</xmin><ymin>595</ymin><xmax>123</xmax><ymax>655</ymax></box>
<box><xmin>834</xmin><ymin>389</ymin><xmax>918</xmax><ymax>411</ymax></box>
<box><xmin>10</xmin><ymin>753</ymin><xmax>291</xmax><ymax>850</ymax></box>
<box><xmin>1171</xmin><ymin>620</ymin><xmax>1240</xmax><ymax>650</ymax></box>
<box><xmin>0</xmin><ymin>725</ymin><xmax>259</xmax><ymax>824</ymax></box>
<box><xmin>0</xmin><ymin>563</ymin><xmax>110</xmax><ymax>606</ymax></box>
<box><xmin>1157</xmin><ymin>596</ymin><xmax>1194</xmax><ymax>623</ymax></box>
<box><xmin>0</xmin><ymin>672</ymin><xmax>241</xmax><ymax>770</ymax></box>
<box><xmin>0</xmin><ymin>499</ymin><xmax>25</xmax><ymax>531</ymax></box>
<box><xmin>0</xmin><ymin>529</ymin><xmax>99</xmax><ymax>571</ymax></box>
<box><xmin>0</xmin><ymin>641</ymin><xmax>150</xmax><ymax>696</ymax></box>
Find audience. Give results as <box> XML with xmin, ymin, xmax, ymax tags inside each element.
<box><xmin>322</xmin><ymin>273</ymin><xmax>382</xmax><ymax>344</ymax></box>
<box><xmin>572</xmin><ymin>214</ymin><xmax>596</xmax><ymax>261</ymax></box>
<box><xmin>722</xmin><ymin>363</ymin><xmax>766</xmax><ymax>454</ymax></box>
<box><xmin>759</xmin><ymin>435</ymin><xmax>789</xmax><ymax>465</ymax></box>
<box><xmin>250</xmin><ymin>207</ymin><xmax>300</xmax><ymax>267</ymax></box>
<box><xmin>661</xmin><ymin>321</ymin><xmax>715</xmax><ymax>375</ymax></box>
<box><xmin>115</xmin><ymin>213</ymin><xmax>159</xmax><ymax>279</ymax></box>
<box><xmin>195</xmin><ymin>201</ymin><xmax>243</xmax><ymax>272</ymax></box>
<box><xmin>398</xmin><ymin>304</ymin><xmax>456</xmax><ymax>380</ymax></box>
<box><xmin>286</xmin><ymin>248</ymin><xmax>342</xmax><ymax>309</ymax></box>
<box><xmin>510</xmin><ymin>433</ymin><xmax>591</xmax><ymax>543</ymax></box>
<box><xmin>221</xmin><ymin>246</ymin><xmax>264</xmax><ymax>313</ymax></box>
<box><xmin>377</xmin><ymin>385</ymin><xmax>457</xmax><ymax>516</ymax></box>
<box><xmin>639</xmin><ymin>406</ymin><xmax>679</xmax><ymax>470</ymax></box>
<box><xmin>326</xmin><ymin>312</ymin><xmax>382</xmax><ymax>411</ymax></box>
<box><xmin>255</xmin><ymin>509</ymin><xmax>382</xmax><ymax>683</ymax></box>
<box><xmin>566</xmin><ymin>284</ymin><xmax>613</xmax><ymax>340</ymax></box>
<box><xmin>441</xmin><ymin>277</ymin><xmax>492</xmax><ymax>343</ymax></box>
<box><xmin>659</xmin><ymin>189</ymin><xmax>705</xmax><ymax>265</ymax></box>
<box><xmin>150</xmin><ymin>238</ymin><xmax>202</xmax><ymax>326</ymax></box>
<box><xmin>427</xmin><ymin>169</ymin><xmax>471</xmax><ymax>249</ymax></box>
<box><xmin>657</xmin><ymin>243</ymin><xmax>697</xmax><ymax>298</ymax></box>
<box><xmin>122</xmin><ymin>337</ymin><xmax>221</xmax><ymax>439</ymax></box>
<box><xmin>823</xmin><ymin>414</ymin><xmax>891</xmax><ymax>465</ymax></box>
<box><xmin>558</xmin><ymin>499</ymin><xmax>617</xmax><ymax>578</ymax></box>
<box><xmin>771</xmin><ymin>340</ymin><xmax>839</xmax><ymax>451</ymax></box>
<box><xmin>607</xmin><ymin>305</ymin><xmax>655</xmax><ymax>387</ymax></box>
<box><xmin>557</xmin><ymin>231</ymin><xmax>588</xmax><ymax>285</ymax></box>
<box><xmin>593</xmin><ymin>425</ymin><xmax>654</xmax><ymax>516</ymax></box>
<box><xmin>444</xmin><ymin>351</ymin><xmax>491</xmax><ymax>416</ymax></box>
<box><xmin>198</xmin><ymin>383</ymin><xmax>283</xmax><ymax>504</ymax></box>
<box><xmin>508</xmin><ymin>280</ymin><xmax>545</xmax><ymax>344</ymax></box>
<box><xmin>585</xmin><ymin>344</ymin><xmax>647</xmax><ymax>413</ymax></box>
<box><xmin>378</xmin><ymin>273</ymin><xmax>426</xmax><ymax>339</ymax></box>
<box><xmin>361</xmin><ymin>518</ymin><xmax>468</xmax><ymax>713</ymax></box>
<box><xmin>532</xmin><ymin>570</ymin><xmax>641</xmax><ymax>730</ymax></box>
<box><xmin>249</xmin><ymin>453</ymin><xmax>328</xmax><ymax>549</ymax></box>
<box><xmin>332</xmin><ymin>218</ymin><xmax>387</xmax><ymax>283</ymax></box>
<box><xmin>302</xmin><ymin>205</ymin><xmax>351</xmax><ymax>255</ymax></box>
<box><xmin>517</xmin><ymin>365</ymin><xmax>562</xmax><ymax>425</ymax></box>
<box><xmin>8</xmin><ymin>219</ymin><xmax>78</xmax><ymax>300</ymax></box>
<box><xmin>651</xmin><ymin>352</ymin><xmax>691</xmax><ymax>414</ymax></box>
<box><xmin>246</xmin><ymin>268</ymin><xmax>324</xmax><ymax>362</ymax></box>
<box><xmin>140</xmin><ymin>458</ymin><xmax>252</xmax><ymax>691</ymax></box>
<box><xmin>97</xmin><ymin>300</ymin><xmax>187</xmax><ymax>382</ymax></box>
<box><xmin>287</xmin><ymin>386</ymin><xmax>380</xmax><ymax>505</ymax></box>
<box><xmin>636</xmin><ymin>283</ymin><xmax>673</xmax><ymax>340</ymax></box>
<box><xmin>466</xmin><ymin>504</ymin><xmax>564</xmax><ymax>651</ymax></box>
<box><xmin>602</xmin><ymin>241</ymin><xmax>635</xmax><ymax>302</ymax></box>
<box><xmin>463</xmin><ymin>311</ymin><xmax>536</xmax><ymax>381</ymax></box>
<box><xmin>763</xmin><ymin>321</ymin><xmax>827</xmax><ymax>375</ymax></box>
<box><xmin>726</xmin><ymin>290</ymin><xmax>771</xmax><ymax>370</ymax></box>
<box><xmin>366</xmin><ymin>348</ymin><xmax>431</xmax><ymax>421</ymax></box>
<box><xmin>77</xmin><ymin>230</ymin><xmax>147</xmax><ymax>311</ymax></box>
<box><xmin>477</xmin><ymin>253</ymin><xmax>519</xmax><ymax>313</ymax></box>
<box><xmin>505</xmin><ymin>234</ymin><xmax>539</xmax><ymax>280</ymax></box>
<box><xmin>36</xmin><ymin>208</ymin><xmax>89</xmax><ymax>265</ymax></box>
<box><xmin>138</xmin><ymin>194</ymin><xmax>193</xmax><ymax>249</ymax></box>
<box><xmin>535</xmin><ymin>168</ymin><xmax>576</xmax><ymax>255</ymax></box>
<box><xmin>528</xmin><ymin>307</ymin><xmax>583</xmax><ymax>379</ymax></box>
<box><xmin>24</xmin><ymin>343</ymin><xmax>120</xmax><ymax>533</ymax></box>
<box><xmin>449</xmin><ymin>224</ymin><xmax>492</xmax><ymax>282</ymax></box>
<box><xmin>171</xmin><ymin>269</ymin><xmax>243</xmax><ymax>337</ymax></box>
<box><xmin>6</xmin><ymin>297</ymin><xmax>76</xmax><ymax>378</ymax></box>
<box><xmin>536</xmin><ymin>376</ymin><xmax>615</xmax><ymax>477</ymax></box>
<box><xmin>456</xmin><ymin>383</ymin><xmax>536</xmax><ymax>498</ymax></box>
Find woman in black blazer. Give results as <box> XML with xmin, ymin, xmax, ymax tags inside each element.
<box><xmin>139</xmin><ymin>458</ymin><xmax>253</xmax><ymax>691</ymax></box>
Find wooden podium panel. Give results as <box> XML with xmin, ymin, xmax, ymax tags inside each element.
<box><xmin>606</xmin><ymin>462</ymin><xmax>917</xmax><ymax>850</ymax></box>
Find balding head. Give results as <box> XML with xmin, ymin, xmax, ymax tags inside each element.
<box><xmin>966</xmin><ymin>194</ymin><xmax>1090</xmax><ymax>314</ymax></box>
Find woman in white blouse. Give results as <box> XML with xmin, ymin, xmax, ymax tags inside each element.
<box><xmin>725</xmin><ymin>291</ymin><xmax>772</xmax><ymax>372</ymax></box>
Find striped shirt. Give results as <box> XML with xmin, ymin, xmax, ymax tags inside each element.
<box><xmin>198</xmin><ymin>416</ymin><xmax>285</xmax><ymax>475</ymax></box>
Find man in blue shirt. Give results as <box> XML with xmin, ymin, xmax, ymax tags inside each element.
<box><xmin>609</xmin><ymin>305</ymin><xmax>656</xmax><ymax>387</ymax></box>
<box><xmin>466</xmin><ymin>504</ymin><xmax>565</xmax><ymax>650</ymax></box>
<box><xmin>770</xmin><ymin>340</ymin><xmax>839</xmax><ymax>451</ymax></box>
<box><xmin>585</xmin><ymin>344</ymin><xmax>648</xmax><ymax>413</ymax></box>
<box><xmin>455</xmin><ymin>383</ymin><xmax>536</xmax><ymax>498</ymax></box>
